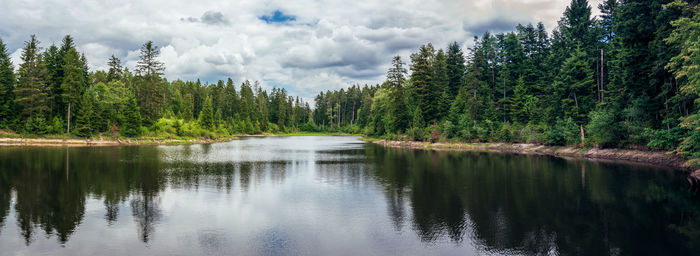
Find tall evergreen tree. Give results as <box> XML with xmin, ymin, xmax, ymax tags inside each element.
<box><xmin>0</xmin><ymin>38</ymin><xmax>16</xmax><ymax>127</ymax></box>
<box><xmin>554</xmin><ymin>47</ymin><xmax>595</xmax><ymax>127</ymax></box>
<box><xmin>15</xmin><ymin>35</ymin><xmax>50</xmax><ymax>120</ymax></box>
<box><xmin>411</xmin><ymin>44</ymin><xmax>438</xmax><ymax>122</ymax></box>
<box><xmin>122</xmin><ymin>96</ymin><xmax>141</xmax><ymax>137</ymax></box>
<box><xmin>60</xmin><ymin>48</ymin><xmax>85</xmax><ymax>134</ymax></box>
<box><xmin>73</xmin><ymin>91</ymin><xmax>93</xmax><ymax>137</ymax></box>
<box><xmin>107</xmin><ymin>55</ymin><xmax>123</xmax><ymax>82</ymax></box>
<box><xmin>446</xmin><ymin>42</ymin><xmax>466</xmax><ymax>97</ymax></box>
<box><xmin>136</xmin><ymin>41</ymin><xmax>165</xmax><ymax>124</ymax></box>
<box><xmin>198</xmin><ymin>96</ymin><xmax>214</xmax><ymax>129</ymax></box>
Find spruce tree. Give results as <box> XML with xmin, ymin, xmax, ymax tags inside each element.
<box><xmin>106</xmin><ymin>55</ymin><xmax>123</xmax><ymax>82</ymax></box>
<box><xmin>411</xmin><ymin>44</ymin><xmax>437</xmax><ymax>123</ymax></box>
<box><xmin>198</xmin><ymin>96</ymin><xmax>214</xmax><ymax>129</ymax></box>
<box><xmin>554</xmin><ymin>47</ymin><xmax>595</xmax><ymax>126</ymax></box>
<box><xmin>15</xmin><ymin>35</ymin><xmax>50</xmax><ymax>120</ymax></box>
<box><xmin>0</xmin><ymin>38</ymin><xmax>16</xmax><ymax>127</ymax></box>
<box><xmin>387</xmin><ymin>56</ymin><xmax>409</xmax><ymax>133</ymax></box>
<box><xmin>446</xmin><ymin>42</ymin><xmax>466</xmax><ymax>96</ymax></box>
<box><xmin>60</xmin><ymin>48</ymin><xmax>85</xmax><ymax>134</ymax></box>
<box><xmin>135</xmin><ymin>41</ymin><xmax>165</xmax><ymax>124</ymax></box>
<box><xmin>433</xmin><ymin>50</ymin><xmax>449</xmax><ymax>121</ymax></box>
<box><xmin>73</xmin><ymin>92</ymin><xmax>93</xmax><ymax>137</ymax></box>
<box><xmin>122</xmin><ymin>96</ymin><xmax>141</xmax><ymax>137</ymax></box>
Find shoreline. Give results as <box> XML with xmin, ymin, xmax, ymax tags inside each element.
<box><xmin>369</xmin><ymin>139</ymin><xmax>695</xmax><ymax>172</ymax></box>
<box><xmin>0</xmin><ymin>137</ymin><xmax>236</xmax><ymax>147</ymax></box>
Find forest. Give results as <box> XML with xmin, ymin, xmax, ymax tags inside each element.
<box><xmin>0</xmin><ymin>0</ymin><xmax>699</xmax><ymax>160</ymax></box>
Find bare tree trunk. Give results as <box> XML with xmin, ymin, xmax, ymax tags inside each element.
<box><xmin>503</xmin><ymin>78</ymin><xmax>506</xmax><ymax>124</ymax></box>
<box><xmin>66</xmin><ymin>102</ymin><xmax>72</xmax><ymax>134</ymax></box>
<box><xmin>601</xmin><ymin>49</ymin><xmax>604</xmax><ymax>103</ymax></box>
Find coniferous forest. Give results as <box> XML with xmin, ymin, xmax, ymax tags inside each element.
<box><xmin>0</xmin><ymin>0</ymin><xmax>700</xmax><ymax>161</ymax></box>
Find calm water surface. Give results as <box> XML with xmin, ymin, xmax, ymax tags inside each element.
<box><xmin>0</xmin><ymin>136</ymin><xmax>698</xmax><ymax>255</ymax></box>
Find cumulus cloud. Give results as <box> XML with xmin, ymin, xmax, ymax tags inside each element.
<box><xmin>0</xmin><ymin>0</ymin><xmax>604</xmax><ymax>100</ymax></box>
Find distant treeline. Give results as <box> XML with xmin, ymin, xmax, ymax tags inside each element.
<box><xmin>0</xmin><ymin>37</ymin><xmax>314</xmax><ymax>139</ymax></box>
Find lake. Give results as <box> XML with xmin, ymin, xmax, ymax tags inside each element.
<box><xmin>0</xmin><ymin>136</ymin><xmax>698</xmax><ymax>255</ymax></box>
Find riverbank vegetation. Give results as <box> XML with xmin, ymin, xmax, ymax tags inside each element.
<box><xmin>311</xmin><ymin>0</ymin><xmax>700</xmax><ymax>164</ymax></box>
<box><xmin>1</xmin><ymin>0</ymin><xmax>700</xmax><ymax>164</ymax></box>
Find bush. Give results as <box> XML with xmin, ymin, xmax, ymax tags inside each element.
<box><xmin>408</xmin><ymin>127</ymin><xmax>425</xmax><ymax>141</ymax></box>
<box><xmin>440</xmin><ymin>120</ymin><xmax>455</xmax><ymax>139</ymax></box>
<box><xmin>586</xmin><ymin>109</ymin><xmax>619</xmax><ymax>148</ymax></box>
<box><xmin>49</xmin><ymin>116</ymin><xmax>64</xmax><ymax>135</ymax></box>
<box><xmin>24</xmin><ymin>115</ymin><xmax>49</xmax><ymax>135</ymax></box>
<box><xmin>546</xmin><ymin>118</ymin><xmax>579</xmax><ymax>146</ymax></box>
<box><xmin>495</xmin><ymin>122</ymin><xmax>514</xmax><ymax>142</ymax></box>
<box><xmin>644</xmin><ymin>127</ymin><xmax>685</xmax><ymax>150</ymax></box>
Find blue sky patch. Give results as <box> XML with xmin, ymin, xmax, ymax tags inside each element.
<box><xmin>259</xmin><ymin>10</ymin><xmax>296</xmax><ymax>24</ymax></box>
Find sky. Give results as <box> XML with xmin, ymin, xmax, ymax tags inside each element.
<box><xmin>0</xmin><ymin>0</ymin><xmax>603</xmax><ymax>100</ymax></box>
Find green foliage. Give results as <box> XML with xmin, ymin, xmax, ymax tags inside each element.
<box><xmin>585</xmin><ymin>109</ymin><xmax>619</xmax><ymax>148</ymax></box>
<box><xmin>546</xmin><ymin>118</ymin><xmax>579</xmax><ymax>146</ymax></box>
<box><xmin>495</xmin><ymin>123</ymin><xmax>514</xmax><ymax>143</ymax></box>
<box><xmin>198</xmin><ymin>96</ymin><xmax>214</xmax><ymax>129</ymax></box>
<box><xmin>24</xmin><ymin>115</ymin><xmax>49</xmax><ymax>135</ymax></box>
<box><xmin>645</xmin><ymin>126</ymin><xmax>685</xmax><ymax>150</ymax></box>
<box><xmin>73</xmin><ymin>92</ymin><xmax>94</xmax><ymax>137</ymax></box>
<box><xmin>122</xmin><ymin>97</ymin><xmax>141</xmax><ymax>137</ymax></box>
<box><xmin>50</xmin><ymin>116</ymin><xmax>64</xmax><ymax>134</ymax></box>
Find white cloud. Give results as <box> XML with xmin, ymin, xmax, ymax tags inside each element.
<box><xmin>0</xmin><ymin>0</ymin><xmax>604</xmax><ymax>99</ymax></box>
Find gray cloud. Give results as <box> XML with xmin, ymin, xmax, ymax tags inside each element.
<box><xmin>201</xmin><ymin>11</ymin><xmax>230</xmax><ymax>26</ymax></box>
<box><xmin>181</xmin><ymin>11</ymin><xmax>230</xmax><ymax>26</ymax></box>
<box><xmin>0</xmin><ymin>0</ymin><xmax>605</xmax><ymax>99</ymax></box>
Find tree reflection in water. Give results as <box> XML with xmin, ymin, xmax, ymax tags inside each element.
<box><xmin>0</xmin><ymin>141</ymin><xmax>698</xmax><ymax>255</ymax></box>
<box><xmin>364</xmin><ymin>144</ymin><xmax>700</xmax><ymax>255</ymax></box>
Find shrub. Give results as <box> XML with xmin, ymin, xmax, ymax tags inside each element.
<box><xmin>495</xmin><ymin>122</ymin><xmax>514</xmax><ymax>142</ymax></box>
<box><xmin>586</xmin><ymin>109</ymin><xmax>619</xmax><ymax>148</ymax></box>
<box><xmin>25</xmin><ymin>115</ymin><xmax>49</xmax><ymax>135</ymax></box>
<box><xmin>644</xmin><ymin>127</ymin><xmax>685</xmax><ymax>150</ymax></box>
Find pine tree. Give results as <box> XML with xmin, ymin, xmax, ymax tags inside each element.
<box><xmin>135</xmin><ymin>41</ymin><xmax>165</xmax><ymax>124</ymax></box>
<box><xmin>411</xmin><ymin>44</ymin><xmax>437</xmax><ymax>123</ymax></box>
<box><xmin>198</xmin><ymin>96</ymin><xmax>214</xmax><ymax>129</ymax></box>
<box><xmin>412</xmin><ymin>106</ymin><xmax>424</xmax><ymax>129</ymax></box>
<box><xmin>0</xmin><ymin>37</ymin><xmax>16</xmax><ymax>127</ymax></box>
<box><xmin>433</xmin><ymin>50</ymin><xmax>449</xmax><ymax>121</ymax></box>
<box><xmin>107</xmin><ymin>55</ymin><xmax>123</xmax><ymax>82</ymax></box>
<box><xmin>60</xmin><ymin>48</ymin><xmax>85</xmax><ymax>134</ymax></box>
<box><xmin>387</xmin><ymin>56</ymin><xmax>409</xmax><ymax>132</ymax></box>
<box><xmin>554</xmin><ymin>47</ymin><xmax>595</xmax><ymax>125</ymax></box>
<box><xmin>122</xmin><ymin>96</ymin><xmax>141</xmax><ymax>137</ymax></box>
<box><xmin>73</xmin><ymin>92</ymin><xmax>94</xmax><ymax>137</ymax></box>
<box><xmin>15</xmin><ymin>35</ymin><xmax>50</xmax><ymax>119</ymax></box>
<box><xmin>446</xmin><ymin>42</ymin><xmax>466</xmax><ymax>97</ymax></box>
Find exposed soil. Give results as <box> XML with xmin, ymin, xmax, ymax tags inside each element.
<box><xmin>371</xmin><ymin>139</ymin><xmax>694</xmax><ymax>172</ymax></box>
<box><xmin>0</xmin><ymin>137</ymin><xmax>233</xmax><ymax>147</ymax></box>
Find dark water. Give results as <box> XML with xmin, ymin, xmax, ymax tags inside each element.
<box><xmin>0</xmin><ymin>136</ymin><xmax>698</xmax><ymax>255</ymax></box>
